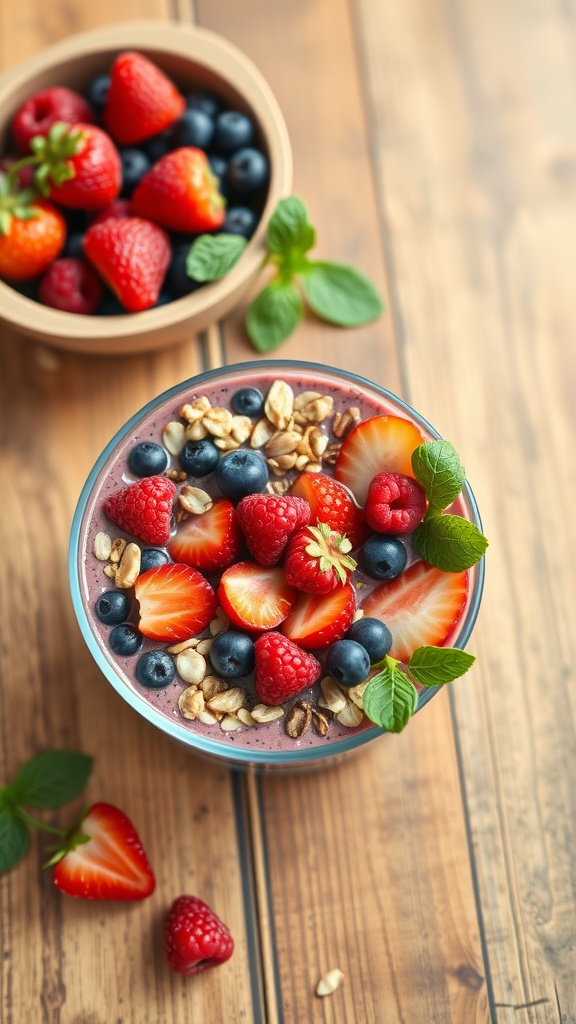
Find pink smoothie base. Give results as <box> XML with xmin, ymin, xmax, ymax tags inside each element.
<box><xmin>70</xmin><ymin>361</ymin><xmax>484</xmax><ymax>768</ymax></box>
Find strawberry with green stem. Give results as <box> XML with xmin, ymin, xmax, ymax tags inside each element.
<box><xmin>0</xmin><ymin>170</ymin><xmax>65</xmax><ymax>281</ymax></box>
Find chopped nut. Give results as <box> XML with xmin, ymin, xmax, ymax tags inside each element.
<box><xmin>176</xmin><ymin>649</ymin><xmax>207</xmax><ymax>685</ymax></box>
<box><xmin>207</xmin><ymin>687</ymin><xmax>246</xmax><ymax>714</ymax></box>
<box><xmin>250</xmin><ymin>417</ymin><xmax>276</xmax><ymax>449</ymax></box>
<box><xmin>269</xmin><ymin>479</ymin><xmax>292</xmax><ymax>495</ymax></box>
<box><xmin>352</xmin><ymin>608</ymin><xmax>364</xmax><ymax>622</ymax></box>
<box><xmin>178</xmin><ymin>403</ymin><xmax>205</xmax><ymax>425</ymax></box>
<box><xmin>347</xmin><ymin>681</ymin><xmax>368</xmax><ymax>709</ymax></box>
<box><xmin>319</xmin><ymin>677</ymin><xmax>347</xmax><ymax>714</ymax></box>
<box><xmin>178</xmin><ymin>687</ymin><xmax>205</xmax><ymax>721</ymax></box>
<box><xmin>176</xmin><ymin>506</ymin><xmax>190</xmax><ymax>523</ymax></box>
<box><xmin>197</xmin><ymin>708</ymin><xmax>220</xmax><ymax>726</ymax></box>
<box><xmin>196</xmin><ymin>638</ymin><xmax>213</xmax><ymax>657</ymax></box>
<box><xmin>294</xmin><ymin>390</ymin><xmax>322</xmax><ymax>410</ymax></box>
<box><xmin>220</xmin><ymin>714</ymin><xmax>243</xmax><ymax>732</ymax></box>
<box><xmin>185</xmin><ymin>420</ymin><xmax>209</xmax><ymax>441</ymax></box>
<box><xmin>251</xmin><ymin>704</ymin><xmax>284</xmax><ymax>723</ymax></box>
<box><xmin>275</xmin><ymin>452</ymin><xmax>298</xmax><ymax>471</ymax></box>
<box><xmin>115</xmin><ymin>542</ymin><xmax>141</xmax><ymax>589</ymax></box>
<box><xmin>168</xmin><ymin>638</ymin><xmax>200</xmax><ymax>654</ymax></box>
<box><xmin>201</xmin><ymin>675</ymin><xmax>229</xmax><ymax>700</ymax></box>
<box><xmin>163</xmin><ymin>421</ymin><xmax>186</xmax><ymax>456</ymax></box>
<box><xmin>266</xmin><ymin>458</ymin><xmax>283</xmax><ymax>476</ymax></box>
<box><xmin>332</xmin><ymin>407</ymin><xmax>361</xmax><ymax>438</ymax></box>
<box><xmin>311</xmin><ymin>707</ymin><xmax>330</xmax><ymax>736</ymax></box>
<box><xmin>230</xmin><ymin>415</ymin><xmax>253</xmax><ymax>444</ymax></box>
<box><xmin>109</xmin><ymin>537</ymin><xmax>127</xmax><ymax>563</ymax></box>
<box><xmin>264</xmin><ymin>430</ymin><xmax>302</xmax><ymax>458</ymax></box>
<box><xmin>322</xmin><ymin>442</ymin><xmax>341</xmax><ymax>466</ymax></box>
<box><xmin>203</xmin><ymin>406</ymin><xmax>233</xmax><ymax>438</ymax></box>
<box><xmin>179</xmin><ymin>485</ymin><xmax>213</xmax><ymax>515</ymax></box>
<box><xmin>308</xmin><ymin>426</ymin><xmax>328</xmax><ymax>459</ymax></box>
<box><xmin>166</xmin><ymin>469</ymin><xmax>188</xmax><ymax>482</ymax></box>
<box><xmin>237</xmin><ymin>708</ymin><xmax>256</xmax><ymax>726</ymax></box>
<box><xmin>295</xmin><ymin>453</ymin><xmax>310</xmax><ymax>470</ymax></box>
<box><xmin>285</xmin><ymin>701</ymin><xmax>312</xmax><ymax>738</ymax></box>
<box><xmin>214</xmin><ymin>436</ymin><xmax>240</xmax><ymax>451</ymax></box>
<box><xmin>103</xmin><ymin>563</ymin><xmax>118</xmax><ymax>578</ymax></box>
<box><xmin>190</xmin><ymin>395</ymin><xmax>211</xmax><ymax>413</ymax></box>
<box><xmin>94</xmin><ymin>532</ymin><xmax>112</xmax><ymax>561</ymax></box>
<box><xmin>316</xmin><ymin>968</ymin><xmax>344</xmax><ymax>997</ymax></box>
<box><xmin>304</xmin><ymin>461</ymin><xmax>322</xmax><ymax>473</ymax></box>
<box><xmin>337</xmin><ymin>699</ymin><xmax>364</xmax><ymax>728</ymax></box>
<box><xmin>264</xmin><ymin>380</ymin><xmax>294</xmax><ymax>430</ymax></box>
<box><xmin>210</xmin><ymin>608</ymin><xmax>229</xmax><ymax>635</ymax></box>
<box><xmin>296</xmin><ymin>395</ymin><xmax>334</xmax><ymax>424</ymax></box>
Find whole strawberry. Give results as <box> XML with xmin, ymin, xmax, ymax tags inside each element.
<box><xmin>12</xmin><ymin>86</ymin><xmax>94</xmax><ymax>152</ymax></box>
<box><xmin>131</xmin><ymin>148</ymin><xmax>225</xmax><ymax>233</ymax></box>
<box><xmin>104</xmin><ymin>475</ymin><xmax>176</xmax><ymax>545</ymax></box>
<box><xmin>254</xmin><ymin>631</ymin><xmax>321</xmax><ymax>705</ymax></box>
<box><xmin>83</xmin><ymin>217</ymin><xmax>171</xmax><ymax>312</ymax></box>
<box><xmin>291</xmin><ymin>473</ymin><xmax>368</xmax><ymax>549</ymax></box>
<box><xmin>22</xmin><ymin>122</ymin><xmax>121</xmax><ymax>210</ymax></box>
<box><xmin>284</xmin><ymin>523</ymin><xmax>357</xmax><ymax>594</ymax></box>
<box><xmin>0</xmin><ymin>182</ymin><xmax>65</xmax><ymax>282</ymax></box>
<box><xmin>236</xmin><ymin>493</ymin><xmax>311</xmax><ymax>566</ymax></box>
<box><xmin>104</xmin><ymin>51</ymin><xmax>185</xmax><ymax>146</ymax></box>
<box><xmin>164</xmin><ymin>895</ymin><xmax>234</xmax><ymax>975</ymax></box>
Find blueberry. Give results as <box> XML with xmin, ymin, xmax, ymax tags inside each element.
<box><xmin>227</xmin><ymin>148</ymin><xmax>269</xmax><ymax>194</ymax></box>
<box><xmin>136</xmin><ymin>650</ymin><xmax>176</xmax><ymax>688</ymax></box>
<box><xmin>357</xmin><ymin>535</ymin><xmax>407</xmax><ymax>581</ymax></box>
<box><xmin>179</xmin><ymin>438</ymin><xmax>220</xmax><ymax>477</ymax></box>
<box><xmin>223</xmin><ymin>206</ymin><xmax>258</xmax><ymax>239</ymax></box>
<box><xmin>96</xmin><ymin>291</ymin><xmax>125</xmax><ymax>316</ymax></box>
<box><xmin>231</xmin><ymin>387</ymin><xmax>264</xmax><ymax>417</ymax></box>
<box><xmin>209</xmin><ymin>631</ymin><xmax>255</xmax><ymax>679</ymax></box>
<box><xmin>119</xmin><ymin>148</ymin><xmax>151</xmax><ymax>196</ymax></box>
<box><xmin>140</xmin><ymin>547</ymin><xmax>170</xmax><ymax>573</ymax></box>
<box><xmin>87</xmin><ymin>74</ymin><xmax>110</xmax><ymax>112</ymax></box>
<box><xmin>207</xmin><ymin>155</ymin><xmax>234</xmax><ymax>201</ymax></box>
<box><xmin>64</xmin><ymin>232</ymin><xmax>85</xmax><ymax>259</ymax></box>
<box><xmin>109</xmin><ymin>623</ymin><xmax>143</xmax><ymax>656</ymax></box>
<box><xmin>128</xmin><ymin>441</ymin><xmax>169</xmax><ymax>477</ymax></box>
<box><xmin>213</xmin><ymin>111</ymin><xmax>254</xmax><ymax>154</ymax></box>
<box><xmin>143</xmin><ymin>129</ymin><xmax>172</xmax><ymax>164</ymax></box>
<box><xmin>166</xmin><ymin>243</ymin><xmax>203</xmax><ymax>299</ymax></box>
<box><xmin>215</xmin><ymin>449</ymin><xmax>269</xmax><ymax>501</ymax></box>
<box><xmin>186</xmin><ymin>90</ymin><xmax>221</xmax><ymax>119</ymax></box>
<box><xmin>170</xmin><ymin>109</ymin><xmax>214</xmax><ymax>150</ymax></box>
<box><xmin>94</xmin><ymin>590</ymin><xmax>130</xmax><ymax>625</ymax></box>
<box><xmin>326</xmin><ymin>640</ymin><xmax>371</xmax><ymax>688</ymax></box>
<box><xmin>345</xmin><ymin>617</ymin><xmax>392</xmax><ymax>663</ymax></box>
<box><xmin>154</xmin><ymin>292</ymin><xmax>172</xmax><ymax>307</ymax></box>
<box><xmin>63</xmin><ymin>208</ymin><xmax>88</xmax><ymax>234</ymax></box>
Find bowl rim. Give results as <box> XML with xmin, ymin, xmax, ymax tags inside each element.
<box><xmin>0</xmin><ymin>21</ymin><xmax>292</xmax><ymax>340</ymax></box>
<box><xmin>68</xmin><ymin>359</ymin><xmax>486</xmax><ymax>767</ymax></box>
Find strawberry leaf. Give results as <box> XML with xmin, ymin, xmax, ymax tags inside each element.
<box><xmin>0</xmin><ymin>811</ymin><xmax>29</xmax><ymax>873</ymax></box>
<box><xmin>12</xmin><ymin>750</ymin><xmax>93</xmax><ymax>809</ymax></box>
<box><xmin>407</xmin><ymin>646</ymin><xmax>475</xmax><ymax>687</ymax></box>
<box><xmin>363</xmin><ymin>660</ymin><xmax>419</xmax><ymax>733</ymax></box>
<box><xmin>414</xmin><ymin>514</ymin><xmax>488</xmax><ymax>571</ymax></box>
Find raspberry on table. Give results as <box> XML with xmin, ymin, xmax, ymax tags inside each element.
<box><xmin>164</xmin><ymin>895</ymin><xmax>234</xmax><ymax>975</ymax></box>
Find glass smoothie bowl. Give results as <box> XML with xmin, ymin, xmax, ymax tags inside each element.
<box><xmin>69</xmin><ymin>360</ymin><xmax>485</xmax><ymax>772</ymax></box>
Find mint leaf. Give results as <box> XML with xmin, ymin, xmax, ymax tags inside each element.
<box><xmin>412</xmin><ymin>440</ymin><xmax>466</xmax><ymax>513</ymax></box>
<box><xmin>363</xmin><ymin>661</ymin><xmax>419</xmax><ymax>733</ymax></box>
<box><xmin>414</xmin><ymin>515</ymin><xmax>488</xmax><ymax>571</ymax></box>
<box><xmin>12</xmin><ymin>750</ymin><xmax>93</xmax><ymax>809</ymax></box>
<box><xmin>246</xmin><ymin>281</ymin><xmax>303</xmax><ymax>351</ymax></box>
<box><xmin>301</xmin><ymin>261</ymin><xmax>383</xmax><ymax>327</ymax></box>
<box><xmin>0</xmin><ymin>811</ymin><xmax>29</xmax><ymax>873</ymax></box>
<box><xmin>187</xmin><ymin>234</ymin><xmax>247</xmax><ymax>282</ymax></box>
<box><xmin>408</xmin><ymin>646</ymin><xmax>475</xmax><ymax>687</ymax></box>
<box><xmin>266</xmin><ymin>196</ymin><xmax>315</xmax><ymax>257</ymax></box>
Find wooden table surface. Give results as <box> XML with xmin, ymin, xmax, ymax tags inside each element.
<box><xmin>1</xmin><ymin>1</ymin><xmax>575</xmax><ymax>1022</ymax></box>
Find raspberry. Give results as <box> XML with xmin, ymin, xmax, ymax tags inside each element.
<box><xmin>39</xmin><ymin>258</ymin><xmax>102</xmax><ymax>314</ymax></box>
<box><xmin>104</xmin><ymin>475</ymin><xmax>176</xmax><ymax>546</ymax></box>
<box><xmin>164</xmin><ymin>895</ymin><xmax>234</xmax><ymax>975</ymax></box>
<box><xmin>12</xmin><ymin>87</ymin><xmax>94</xmax><ymax>152</ymax></box>
<box><xmin>254</xmin><ymin>632</ymin><xmax>321</xmax><ymax>705</ymax></box>
<box><xmin>236</xmin><ymin>494</ymin><xmax>311</xmax><ymax>566</ymax></box>
<box><xmin>365</xmin><ymin>472</ymin><xmax>427</xmax><ymax>534</ymax></box>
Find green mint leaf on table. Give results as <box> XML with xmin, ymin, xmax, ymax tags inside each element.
<box><xmin>411</xmin><ymin>439</ymin><xmax>466</xmax><ymax>515</ymax></box>
<box><xmin>407</xmin><ymin>646</ymin><xmax>476</xmax><ymax>687</ymax></box>
<box><xmin>187</xmin><ymin>234</ymin><xmax>247</xmax><ymax>282</ymax></box>
<box><xmin>0</xmin><ymin>811</ymin><xmax>29</xmax><ymax>873</ymax></box>
<box><xmin>300</xmin><ymin>261</ymin><xmax>383</xmax><ymax>327</ymax></box>
<box><xmin>246</xmin><ymin>281</ymin><xmax>303</xmax><ymax>352</ymax></box>
<box><xmin>414</xmin><ymin>514</ymin><xmax>488</xmax><ymax>572</ymax></box>
<box><xmin>363</xmin><ymin>659</ymin><xmax>419</xmax><ymax>733</ymax></box>
<box><xmin>11</xmin><ymin>750</ymin><xmax>93</xmax><ymax>809</ymax></box>
<box><xmin>266</xmin><ymin>196</ymin><xmax>315</xmax><ymax>257</ymax></box>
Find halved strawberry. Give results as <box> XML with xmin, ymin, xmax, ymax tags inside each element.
<box><xmin>335</xmin><ymin>415</ymin><xmax>424</xmax><ymax>507</ymax></box>
<box><xmin>217</xmin><ymin>562</ymin><xmax>296</xmax><ymax>631</ymax></box>
<box><xmin>280</xmin><ymin>583</ymin><xmax>356</xmax><ymax>649</ymax></box>
<box><xmin>290</xmin><ymin>473</ymin><xmax>367</xmax><ymax>549</ymax></box>
<box><xmin>52</xmin><ymin>802</ymin><xmax>155</xmax><ymax>901</ymax></box>
<box><xmin>360</xmin><ymin>561</ymin><xmax>469</xmax><ymax>662</ymax></box>
<box><xmin>135</xmin><ymin>563</ymin><xmax>216</xmax><ymax>642</ymax></box>
<box><xmin>168</xmin><ymin>500</ymin><xmax>240</xmax><ymax>572</ymax></box>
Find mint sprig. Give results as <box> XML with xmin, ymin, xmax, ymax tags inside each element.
<box><xmin>186</xmin><ymin>195</ymin><xmax>383</xmax><ymax>350</ymax></box>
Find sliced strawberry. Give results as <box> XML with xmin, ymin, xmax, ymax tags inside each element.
<box><xmin>280</xmin><ymin>583</ymin><xmax>356</xmax><ymax>650</ymax></box>
<box><xmin>217</xmin><ymin>562</ymin><xmax>296</xmax><ymax>631</ymax></box>
<box><xmin>290</xmin><ymin>473</ymin><xmax>367</xmax><ymax>549</ymax></box>
<box><xmin>135</xmin><ymin>563</ymin><xmax>216</xmax><ymax>642</ymax></box>
<box><xmin>360</xmin><ymin>561</ymin><xmax>469</xmax><ymax>662</ymax></box>
<box><xmin>335</xmin><ymin>415</ymin><xmax>424</xmax><ymax>507</ymax></box>
<box><xmin>168</xmin><ymin>500</ymin><xmax>240</xmax><ymax>572</ymax></box>
<box><xmin>52</xmin><ymin>802</ymin><xmax>155</xmax><ymax>901</ymax></box>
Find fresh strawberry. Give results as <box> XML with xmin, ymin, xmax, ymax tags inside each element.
<box><xmin>365</xmin><ymin>472</ymin><xmax>427</xmax><ymax>534</ymax></box>
<box><xmin>135</xmin><ymin>563</ymin><xmax>216</xmax><ymax>642</ymax></box>
<box><xmin>0</xmin><ymin>156</ymin><xmax>34</xmax><ymax>189</ymax></box>
<box><xmin>22</xmin><ymin>122</ymin><xmax>122</xmax><ymax>210</ymax></box>
<box><xmin>280</xmin><ymin>583</ymin><xmax>356</xmax><ymax>649</ymax></box>
<box><xmin>360</xmin><ymin>561</ymin><xmax>469</xmax><ymax>662</ymax></box>
<box><xmin>254</xmin><ymin>632</ymin><xmax>321</xmax><ymax>705</ymax></box>
<box><xmin>90</xmin><ymin>198</ymin><xmax>131</xmax><ymax>226</ymax></box>
<box><xmin>236</xmin><ymin>493</ymin><xmax>311</xmax><ymax>566</ymax></box>
<box><xmin>168</xmin><ymin>499</ymin><xmax>240</xmax><ymax>572</ymax></box>
<box><xmin>164</xmin><ymin>895</ymin><xmax>234</xmax><ymax>975</ymax></box>
<box><xmin>83</xmin><ymin>217</ymin><xmax>171</xmax><ymax>312</ymax></box>
<box><xmin>217</xmin><ymin>562</ymin><xmax>296</xmax><ymax>631</ymax></box>
<box><xmin>12</xmin><ymin>87</ymin><xmax>94</xmax><ymax>152</ymax></box>
<box><xmin>290</xmin><ymin>473</ymin><xmax>367</xmax><ymax>549</ymax></box>
<box><xmin>104</xmin><ymin>51</ymin><xmax>185</xmax><ymax>146</ymax></box>
<box><xmin>131</xmin><ymin>148</ymin><xmax>225</xmax><ymax>233</ymax></box>
<box><xmin>0</xmin><ymin>191</ymin><xmax>65</xmax><ymax>282</ymax></box>
<box><xmin>52</xmin><ymin>802</ymin><xmax>155</xmax><ymax>901</ymax></box>
<box><xmin>335</xmin><ymin>415</ymin><xmax>425</xmax><ymax>507</ymax></box>
<box><xmin>39</xmin><ymin>257</ymin><xmax>102</xmax><ymax>314</ymax></box>
<box><xmin>104</xmin><ymin>475</ymin><xmax>176</xmax><ymax>546</ymax></box>
<box><xmin>283</xmin><ymin>523</ymin><xmax>356</xmax><ymax>594</ymax></box>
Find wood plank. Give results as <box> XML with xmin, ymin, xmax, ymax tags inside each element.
<box><xmin>356</xmin><ymin>0</ymin><xmax>576</xmax><ymax>1019</ymax></box>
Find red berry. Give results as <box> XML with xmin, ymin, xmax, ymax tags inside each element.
<box><xmin>335</xmin><ymin>415</ymin><xmax>425</xmax><ymax>507</ymax></box>
<box><xmin>283</xmin><ymin>523</ymin><xmax>356</xmax><ymax>594</ymax></box>
<box><xmin>135</xmin><ymin>563</ymin><xmax>216</xmax><ymax>642</ymax></box>
<box><xmin>254</xmin><ymin>632</ymin><xmax>321</xmax><ymax>705</ymax></box>
<box><xmin>280</xmin><ymin>584</ymin><xmax>357</xmax><ymax>650</ymax></box>
<box><xmin>164</xmin><ymin>895</ymin><xmax>234</xmax><ymax>976</ymax></box>
<box><xmin>39</xmin><ymin>258</ymin><xmax>102</xmax><ymax>314</ymax></box>
<box><xmin>91</xmin><ymin>198</ymin><xmax>131</xmax><ymax>226</ymax></box>
<box><xmin>365</xmin><ymin>472</ymin><xmax>427</xmax><ymax>534</ymax></box>
<box><xmin>0</xmin><ymin>200</ymin><xmax>65</xmax><ymax>282</ymax></box>
<box><xmin>103</xmin><ymin>475</ymin><xmax>176</xmax><ymax>545</ymax></box>
<box><xmin>168</xmin><ymin>499</ymin><xmax>240</xmax><ymax>572</ymax></box>
<box><xmin>218</xmin><ymin>562</ymin><xmax>296</xmax><ymax>631</ymax></box>
<box><xmin>131</xmin><ymin>148</ymin><xmax>225</xmax><ymax>233</ymax></box>
<box><xmin>104</xmin><ymin>51</ymin><xmax>185</xmax><ymax>146</ymax></box>
<box><xmin>291</xmin><ymin>473</ymin><xmax>368</xmax><ymax>549</ymax></box>
<box><xmin>12</xmin><ymin>87</ymin><xmax>94</xmax><ymax>152</ymax></box>
<box><xmin>45</xmin><ymin>124</ymin><xmax>121</xmax><ymax>211</ymax></box>
<box><xmin>83</xmin><ymin>217</ymin><xmax>171</xmax><ymax>312</ymax></box>
<box><xmin>236</xmin><ymin>493</ymin><xmax>311</xmax><ymax>566</ymax></box>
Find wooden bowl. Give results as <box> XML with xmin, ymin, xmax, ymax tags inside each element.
<box><xmin>0</xmin><ymin>22</ymin><xmax>292</xmax><ymax>354</ymax></box>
